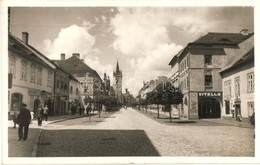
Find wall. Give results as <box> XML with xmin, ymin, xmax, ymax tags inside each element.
<box><xmin>222</xmin><ymin>64</ymin><xmax>254</xmax><ymax>118</ymax></box>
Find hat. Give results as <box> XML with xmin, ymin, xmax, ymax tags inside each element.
<box><xmin>22</xmin><ymin>103</ymin><xmax>27</xmax><ymax>107</ymax></box>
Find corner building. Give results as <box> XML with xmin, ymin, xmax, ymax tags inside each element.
<box><xmin>171</xmin><ymin>30</ymin><xmax>254</xmax><ymax>119</ymax></box>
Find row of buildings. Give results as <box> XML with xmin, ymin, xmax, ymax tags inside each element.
<box><xmin>8</xmin><ymin>31</ymin><xmax>132</xmax><ymax>118</ymax></box>
<box><xmin>138</xmin><ymin>29</ymin><xmax>254</xmax><ymax>121</ymax></box>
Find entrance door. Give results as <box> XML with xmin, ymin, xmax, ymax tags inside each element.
<box><xmin>198</xmin><ymin>98</ymin><xmax>221</xmax><ymax>118</ymax></box>
<box><xmin>11</xmin><ymin>93</ymin><xmax>23</xmax><ymax>112</ymax></box>
<box><xmin>235</xmin><ymin>104</ymin><xmax>241</xmax><ymax>120</ymax></box>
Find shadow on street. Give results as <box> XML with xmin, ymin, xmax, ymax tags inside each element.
<box><xmin>37</xmin><ymin>129</ymin><xmax>160</xmax><ymax>157</ymax></box>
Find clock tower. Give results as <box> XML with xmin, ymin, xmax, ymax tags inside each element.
<box><xmin>113</xmin><ymin>60</ymin><xmax>122</xmax><ymax>103</ymax></box>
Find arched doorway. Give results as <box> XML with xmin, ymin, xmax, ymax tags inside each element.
<box><xmin>34</xmin><ymin>98</ymin><xmax>41</xmax><ymax>117</ymax></box>
<box><xmin>198</xmin><ymin>98</ymin><xmax>221</xmax><ymax>118</ymax></box>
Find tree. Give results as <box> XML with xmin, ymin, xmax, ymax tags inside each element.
<box><xmin>146</xmin><ymin>80</ymin><xmax>183</xmax><ymax>122</ymax></box>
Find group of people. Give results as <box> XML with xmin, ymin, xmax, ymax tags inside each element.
<box><xmin>36</xmin><ymin>104</ymin><xmax>49</xmax><ymax>126</ymax></box>
<box><xmin>71</xmin><ymin>104</ymin><xmax>92</xmax><ymax>116</ymax></box>
<box><xmin>12</xmin><ymin>103</ymin><xmax>49</xmax><ymax>141</ymax></box>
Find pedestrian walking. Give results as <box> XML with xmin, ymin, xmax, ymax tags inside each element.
<box><xmin>250</xmin><ymin>112</ymin><xmax>255</xmax><ymax>127</ymax></box>
<box><xmin>79</xmin><ymin>106</ymin><xmax>84</xmax><ymax>115</ymax></box>
<box><xmin>43</xmin><ymin>105</ymin><xmax>49</xmax><ymax>121</ymax></box>
<box><xmin>16</xmin><ymin>103</ymin><xmax>31</xmax><ymax>141</ymax></box>
<box><xmin>37</xmin><ymin>105</ymin><xmax>44</xmax><ymax>126</ymax></box>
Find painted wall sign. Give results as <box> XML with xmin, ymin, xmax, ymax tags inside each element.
<box><xmin>198</xmin><ymin>92</ymin><xmax>222</xmax><ymax>97</ymax></box>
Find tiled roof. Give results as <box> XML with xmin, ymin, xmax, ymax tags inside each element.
<box><xmin>193</xmin><ymin>32</ymin><xmax>254</xmax><ymax>45</ymax></box>
<box><xmin>8</xmin><ymin>32</ymin><xmax>55</xmax><ymax>70</ymax></box>
<box><xmin>220</xmin><ymin>48</ymin><xmax>254</xmax><ymax>74</ymax></box>
<box><xmin>54</xmin><ymin>55</ymin><xmax>101</xmax><ymax>80</ymax></box>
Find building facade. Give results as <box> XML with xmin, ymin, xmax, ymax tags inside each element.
<box><xmin>220</xmin><ymin>48</ymin><xmax>254</xmax><ymax>121</ymax></box>
<box><xmin>8</xmin><ymin>32</ymin><xmax>56</xmax><ymax>117</ymax></box>
<box><xmin>169</xmin><ymin>30</ymin><xmax>254</xmax><ymax>119</ymax></box>
<box><xmin>54</xmin><ymin>53</ymin><xmax>102</xmax><ymax>109</ymax></box>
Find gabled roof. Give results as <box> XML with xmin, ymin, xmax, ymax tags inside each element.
<box><xmin>193</xmin><ymin>32</ymin><xmax>254</xmax><ymax>45</ymax></box>
<box><xmin>220</xmin><ymin>48</ymin><xmax>254</xmax><ymax>74</ymax></box>
<box><xmin>54</xmin><ymin>55</ymin><xmax>101</xmax><ymax>80</ymax></box>
<box><xmin>9</xmin><ymin>32</ymin><xmax>79</xmax><ymax>82</ymax></box>
<box><xmin>8</xmin><ymin>32</ymin><xmax>56</xmax><ymax>70</ymax></box>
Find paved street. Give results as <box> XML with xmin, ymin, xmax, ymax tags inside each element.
<box><xmin>35</xmin><ymin>108</ymin><xmax>254</xmax><ymax>157</ymax></box>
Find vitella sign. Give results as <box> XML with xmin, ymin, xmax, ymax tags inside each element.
<box><xmin>198</xmin><ymin>92</ymin><xmax>222</xmax><ymax>97</ymax></box>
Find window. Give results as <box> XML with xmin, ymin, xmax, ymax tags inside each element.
<box><xmin>248</xmin><ymin>102</ymin><xmax>254</xmax><ymax>117</ymax></box>
<box><xmin>47</xmin><ymin>71</ymin><xmax>52</xmax><ymax>88</ymax></box>
<box><xmin>70</xmin><ymin>86</ymin><xmax>73</xmax><ymax>94</ymax></box>
<box><xmin>248</xmin><ymin>72</ymin><xmax>254</xmax><ymax>93</ymax></box>
<box><xmin>56</xmin><ymin>79</ymin><xmax>60</xmax><ymax>88</ymax></box>
<box><xmin>235</xmin><ymin>77</ymin><xmax>240</xmax><ymax>97</ymax></box>
<box><xmin>224</xmin><ymin>80</ymin><xmax>231</xmax><ymax>97</ymax></box>
<box><xmin>204</xmin><ymin>55</ymin><xmax>212</xmax><ymax>65</ymax></box>
<box><xmin>9</xmin><ymin>57</ymin><xmax>16</xmax><ymax>78</ymax></box>
<box><xmin>21</xmin><ymin>61</ymin><xmax>27</xmax><ymax>81</ymax></box>
<box><xmin>37</xmin><ymin>67</ymin><xmax>42</xmax><ymax>85</ymax></box>
<box><xmin>30</xmin><ymin>64</ymin><xmax>36</xmax><ymax>83</ymax></box>
<box><xmin>205</xmin><ymin>70</ymin><xmax>212</xmax><ymax>88</ymax></box>
<box><xmin>76</xmin><ymin>88</ymin><xmax>79</xmax><ymax>95</ymax></box>
<box><xmin>64</xmin><ymin>83</ymin><xmax>67</xmax><ymax>90</ymax></box>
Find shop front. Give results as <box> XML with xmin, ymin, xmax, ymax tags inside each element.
<box><xmin>198</xmin><ymin>92</ymin><xmax>222</xmax><ymax>119</ymax></box>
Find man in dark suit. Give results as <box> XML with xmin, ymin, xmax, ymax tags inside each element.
<box><xmin>16</xmin><ymin>103</ymin><xmax>31</xmax><ymax>141</ymax></box>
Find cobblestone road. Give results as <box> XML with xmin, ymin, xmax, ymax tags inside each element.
<box><xmin>37</xmin><ymin>108</ymin><xmax>254</xmax><ymax>157</ymax></box>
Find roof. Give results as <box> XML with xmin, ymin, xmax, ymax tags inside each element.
<box><xmin>174</xmin><ymin>31</ymin><xmax>254</xmax><ymax>61</ymax></box>
<box><xmin>220</xmin><ymin>48</ymin><xmax>254</xmax><ymax>74</ymax></box>
<box><xmin>9</xmin><ymin>32</ymin><xmax>79</xmax><ymax>82</ymax></box>
<box><xmin>8</xmin><ymin>32</ymin><xmax>56</xmax><ymax>70</ymax></box>
<box><xmin>193</xmin><ymin>32</ymin><xmax>254</xmax><ymax>45</ymax></box>
<box><xmin>54</xmin><ymin>55</ymin><xmax>101</xmax><ymax>80</ymax></box>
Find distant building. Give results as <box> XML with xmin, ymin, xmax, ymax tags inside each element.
<box><xmin>54</xmin><ymin>53</ymin><xmax>102</xmax><ymax>109</ymax></box>
<box><xmin>169</xmin><ymin>30</ymin><xmax>254</xmax><ymax>119</ymax></box>
<box><xmin>220</xmin><ymin>48</ymin><xmax>254</xmax><ymax>121</ymax></box>
<box><xmin>113</xmin><ymin>60</ymin><xmax>123</xmax><ymax>103</ymax></box>
<box><xmin>123</xmin><ymin>89</ymin><xmax>135</xmax><ymax>106</ymax></box>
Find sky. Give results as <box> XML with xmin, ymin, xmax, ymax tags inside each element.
<box><xmin>9</xmin><ymin>6</ymin><xmax>254</xmax><ymax>96</ymax></box>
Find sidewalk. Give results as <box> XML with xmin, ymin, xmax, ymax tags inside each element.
<box><xmin>136</xmin><ymin>108</ymin><xmax>254</xmax><ymax>128</ymax></box>
<box><xmin>8</xmin><ymin>113</ymin><xmax>90</xmax><ymax>157</ymax></box>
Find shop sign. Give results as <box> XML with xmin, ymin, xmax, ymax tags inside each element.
<box><xmin>198</xmin><ymin>92</ymin><xmax>222</xmax><ymax>97</ymax></box>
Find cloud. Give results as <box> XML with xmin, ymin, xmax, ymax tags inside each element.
<box><xmin>42</xmin><ymin>23</ymin><xmax>110</xmax><ymax>80</ymax></box>
<box><xmin>43</xmin><ymin>24</ymin><xmax>95</xmax><ymax>60</ymax></box>
<box><xmin>111</xmin><ymin>8</ymin><xmax>188</xmax><ymax>96</ymax></box>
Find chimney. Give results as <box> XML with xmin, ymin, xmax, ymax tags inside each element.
<box><xmin>72</xmin><ymin>53</ymin><xmax>80</xmax><ymax>58</ymax></box>
<box><xmin>22</xmin><ymin>32</ymin><xmax>29</xmax><ymax>44</ymax></box>
<box><xmin>61</xmin><ymin>53</ymin><xmax>65</xmax><ymax>60</ymax></box>
<box><xmin>240</xmin><ymin>29</ymin><xmax>248</xmax><ymax>35</ymax></box>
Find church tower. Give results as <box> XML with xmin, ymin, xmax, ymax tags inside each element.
<box><xmin>113</xmin><ymin>60</ymin><xmax>123</xmax><ymax>103</ymax></box>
